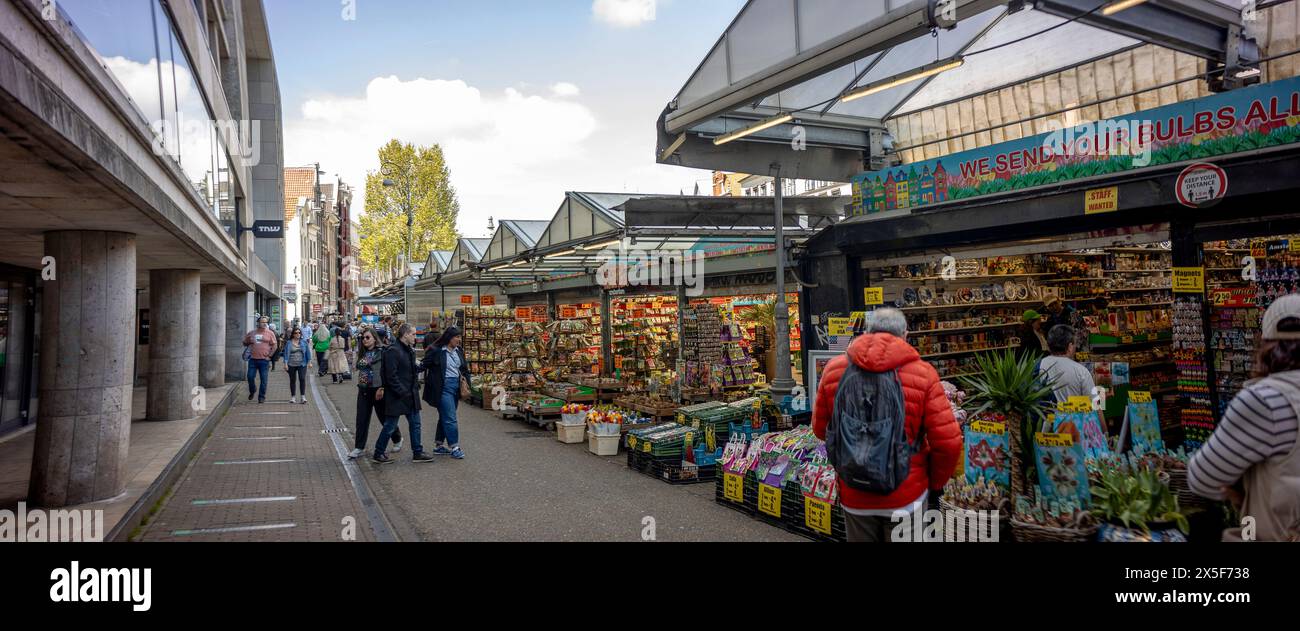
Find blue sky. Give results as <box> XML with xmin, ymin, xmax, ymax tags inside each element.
<box><xmin>265</xmin><ymin>0</ymin><xmax>746</xmax><ymax>236</ymax></box>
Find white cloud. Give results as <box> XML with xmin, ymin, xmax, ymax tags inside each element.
<box><xmin>592</xmin><ymin>0</ymin><xmax>656</xmax><ymax>28</ymax></box>
<box><xmin>551</xmin><ymin>82</ymin><xmax>581</xmax><ymax>98</ymax></box>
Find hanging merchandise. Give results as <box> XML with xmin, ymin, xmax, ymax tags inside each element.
<box><xmin>544</xmin><ymin>317</ymin><xmax>598</xmax><ymax>383</ymax></box>
<box><xmin>611</xmin><ymin>296</ymin><xmax>678</xmax><ymax>389</ymax></box>
<box><xmin>1173</xmin><ymin>297</ymin><xmax>1214</xmax><ymax>448</ymax></box>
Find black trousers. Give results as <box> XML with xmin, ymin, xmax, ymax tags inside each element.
<box><xmin>354</xmin><ymin>386</ymin><xmax>398</xmax><ymax>450</ymax></box>
<box><xmin>844</xmin><ymin>513</ymin><xmax>892</xmax><ymax>543</ymax></box>
<box><xmin>287</xmin><ymin>365</ymin><xmax>307</xmax><ymax>397</ymax></box>
<box><xmin>316</xmin><ymin>351</ymin><xmax>327</xmax><ymax>374</ymax></box>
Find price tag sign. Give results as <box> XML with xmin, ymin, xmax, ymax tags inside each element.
<box><xmin>691</xmin><ymin>419</ymin><xmax>700</xmax><ymax>429</ymax></box>
<box><xmin>1035</xmin><ymin>432</ymin><xmax>1075</xmax><ymax>447</ymax></box>
<box><xmin>677</xmin><ymin>413</ymin><xmax>686</xmax><ymax>425</ymax></box>
<box><xmin>804</xmin><ymin>497</ymin><xmax>833</xmax><ymax>535</ymax></box>
<box><xmin>1121</xmin><ymin>335</ymin><xmax>1134</xmax><ymax>344</ymax></box>
<box><xmin>723</xmin><ymin>473</ymin><xmax>744</xmax><ymax>503</ymax></box>
<box><xmin>969</xmin><ymin>420</ymin><xmax>1007</xmax><ymax>435</ymax></box>
<box><xmin>642</xmin><ymin>440</ymin><xmax>651</xmax><ymax>453</ymax></box>
<box><xmin>758</xmin><ymin>484</ymin><xmax>782</xmax><ymax>518</ymax></box>
<box><xmin>626</xmin><ymin>436</ymin><xmax>637</xmax><ymax>450</ymax></box>
<box><xmin>1129</xmin><ymin>391</ymin><xmax>1153</xmax><ymax>403</ymax></box>
<box><xmin>863</xmin><ymin>287</ymin><xmax>884</xmax><ymax>306</ymax></box>
<box><xmin>560</xmin><ymin>306</ymin><xmax>577</xmax><ymax>319</ymax></box>
<box><xmin>480</xmin><ymin>295</ymin><xmax>496</xmax><ymax>306</ymax></box>
<box><xmin>460</xmin><ymin>295</ymin><xmax>473</xmax><ymax>305</ymax></box>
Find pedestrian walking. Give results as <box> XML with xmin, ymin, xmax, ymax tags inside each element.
<box><xmin>1189</xmin><ymin>294</ymin><xmax>1300</xmax><ymax>541</ymax></box>
<box><xmin>312</xmin><ymin>321</ymin><xmax>332</xmax><ymax>376</ymax></box>
<box><xmin>812</xmin><ymin>307</ymin><xmax>961</xmax><ymax>542</ymax></box>
<box><xmin>327</xmin><ymin>326</ymin><xmax>349</xmax><ymax>383</ymax></box>
<box><xmin>422</xmin><ymin>326</ymin><xmax>472</xmax><ymax>459</ymax></box>
<box><xmin>373</xmin><ymin>324</ymin><xmax>434</xmax><ymax>464</ymax></box>
<box><xmin>242</xmin><ymin>316</ymin><xmax>279</xmax><ymax>404</ymax></box>
<box><xmin>422</xmin><ymin>322</ymin><xmax>441</xmax><ymax>353</ymax></box>
<box><xmin>282</xmin><ymin>326</ymin><xmax>312</xmax><ymax>404</ymax></box>
<box><xmin>349</xmin><ymin>327</ymin><xmax>402</xmax><ymax>459</ymax></box>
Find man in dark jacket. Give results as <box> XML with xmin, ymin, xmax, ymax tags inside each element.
<box><xmin>372</xmin><ymin>324</ymin><xmax>434</xmax><ymax>464</ymax></box>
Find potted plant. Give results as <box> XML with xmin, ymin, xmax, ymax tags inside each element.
<box><xmin>1091</xmin><ymin>468</ymin><xmax>1189</xmax><ymax>542</ymax></box>
<box><xmin>959</xmin><ymin>349</ymin><xmax>1056</xmax><ymax>500</ymax></box>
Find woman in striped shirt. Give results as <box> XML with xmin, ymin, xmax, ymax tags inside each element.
<box><xmin>1188</xmin><ymin>294</ymin><xmax>1300</xmax><ymax>541</ymax></box>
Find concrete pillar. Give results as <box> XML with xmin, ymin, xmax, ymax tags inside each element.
<box><xmin>225</xmin><ymin>291</ymin><xmax>252</xmax><ymax>381</ymax></box>
<box><xmin>147</xmin><ymin>269</ymin><xmax>200</xmax><ymax>421</ymax></box>
<box><xmin>29</xmin><ymin>231</ymin><xmax>136</xmax><ymax>507</ymax></box>
<box><xmin>199</xmin><ymin>284</ymin><xmax>227</xmax><ymax>388</ymax></box>
<box><xmin>3</xmin><ymin>280</ymin><xmax>29</xmax><ymax>421</ymax></box>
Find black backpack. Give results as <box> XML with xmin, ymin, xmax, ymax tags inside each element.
<box><xmin>826</xmin><ymin>362</ymin><xmax>920</xmax><ymax>494</ymax></box>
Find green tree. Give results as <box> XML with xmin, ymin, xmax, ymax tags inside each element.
<box><xmin>360</xmin><ymin>140</ymin><xmax>461</xmax><ymax>274</ymax></box>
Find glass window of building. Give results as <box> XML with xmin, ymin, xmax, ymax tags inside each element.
<box><xmin>59</xmin><ymin>0</ymin><xmax>162</xmax><ymax>123</ymax></box>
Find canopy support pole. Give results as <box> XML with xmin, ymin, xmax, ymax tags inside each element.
<box><xmin>771</xmin><ymin>165</ymin><xmax>795</xmax><ymax>399</ymax></box>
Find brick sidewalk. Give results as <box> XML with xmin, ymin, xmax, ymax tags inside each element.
<box><xmin>136</xmin><ymin>369</ymin><xmax>390</xmax><ymax>542</ymax></box>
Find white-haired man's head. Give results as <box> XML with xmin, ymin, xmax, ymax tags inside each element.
<box><xmin>868</xmin><ymin>307</ymin><xmax>908</xmax><ymax>339</ymax></box>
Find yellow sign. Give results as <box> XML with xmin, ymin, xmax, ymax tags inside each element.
<box><xmin>863</xmin><ymin>287</ymin><xmax>884</xmax><ymax>306</ymax></box>
<box><xmin>758</xmin><ymin>484</ymin><xmax>782</xmax><ymax>518</ymax></box>
<box><xmin>849</xmin><ymin>311</ymin><xmax>866</xmax><ymax>321</ymax></box>
<box><xmin>969</xmin><ymin>420</ymin><xmax>1007</xmax><ymax>435</ymax></box>
<box><xmin>1035</xmin><ymin>432</ymin><xmax>1075</xmax><ymax>448</ymax></box>
<box><xmin>1172</xmin><ymin>267</ymin><xmax>1205</xmax><ymax>294</ymax></box>
<box><xmin>1065</xmin><ymin>396</ymin><xmax>1094</xmax><ymax>412</ymax></box>
<box><xmin>676</xmin><ymin>413</ymin><xmax>686</xmax><ymax>425</ymax></box>
<box><xmin>1084</xmin><ymin>186</ymin><xmax>1119</xmax><ymax>214</ymax></box>
<box><xmin>828</xmin><ymin>317</ymin><xmax>854</xmax><ymax>336</ymax></box>
<box><xmin>1291</xmin><ymin>240</ymin><xmax>1300</xmax><ymax>254</ymax></box>
<box><xmin>626</xmin><ymin>436</ymin><xmax>637</xmax><ymax>450</ymax></box>
<box><xmin>1129</xmin><ymin>391</ymin><xmax>1153</xmax><ymax>403</ymax></box>
<box><xmin>805</xmin><ymin>497</ymin><xmax>833</xmax><ymax>535</ymax></box>
<box><xmin>642</xmin><ymin>440</ymin><xmax>651</xmax><ymax>453</ymax></box>
<box><xmin>723</xmin><ymin>473</ymin><xmax>744</xmax><ymax>503</ymax></box>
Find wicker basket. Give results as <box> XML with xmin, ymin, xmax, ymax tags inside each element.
<box><xmin>938</xmin><ymin>497</ymin><xmax>1009</xmax><ymax>543</ymax></box>
<box><xmin>1010</xmin><ymin>518</ymin><xmax>1100</xmax><ymax>542</ymax></box>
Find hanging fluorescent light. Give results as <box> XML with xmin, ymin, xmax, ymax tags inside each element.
<box><xmin>1101</xmin><ymin>0</ymin><xmax>1149</xmax><ymax>16</ymax></box>
<box><xmin>542</xmin><ymin>248</ymin><xmax>578</xmax><ymax>259</ymax></box>
<box><xmin>580</xmin><ymin>239</ymin><xmax>624</xmax><ymax>251</ymax></box>
<box><xmin>712</xmin><ymin>113</ymin><xmax>794</xmax><ymax>146</ymax></box>
<box><xmin>1235</xmin><ymin>67</ymin><xmax>1262</xmax><ymax>79</ymax></box>
<box><xmin>841</xmin><ymin>58</ymin><xmax>965</xmax><ymax>103</ymax></box>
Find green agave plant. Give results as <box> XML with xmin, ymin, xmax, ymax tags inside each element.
<box><xmin>958</xmin><ymin>348</ymin><xmax>1056</xmax><ymax>498</ymax></box>
<box><xmin>1091</xmin><ymin>468</ymin><xmax>1190</xmax><ymax>534</ymax></box>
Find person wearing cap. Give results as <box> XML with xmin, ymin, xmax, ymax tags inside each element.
<box><xmin>1188</xmin><ymin>294</ymin><xmax>1300</xmax><ymax>541</ymax></box>
<box><xmin>1042</xmin><ymin>295</ymin><xmax>1075</xmax><ymax>332</ymax></box>
<box><xmin>1021</xmin><ymin>309</ymin><xmax>1048</xmax><ymax>354</ymax></box>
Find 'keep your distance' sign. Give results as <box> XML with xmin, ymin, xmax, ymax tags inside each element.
<box><xmin>1175</xmin><ymin>163</ymin><xmax>1228</xmax><ymax>208</ymax></box>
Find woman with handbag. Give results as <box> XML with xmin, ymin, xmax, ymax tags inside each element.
<box><xmin>422</xmin><ymin>326</ymin><xmax>472</xmax><ymax>459</ymax></box>
<box><xmin>349</xmin><ymin>327</ymin><xmax>401</xmax><ymax>459</ymax></box>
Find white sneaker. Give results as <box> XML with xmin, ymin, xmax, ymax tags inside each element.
<box><xmin>290</xmin><ymin>396</ymin><xmax>298</xmax><ymax>404</ymax></box>
<box><xmin>391</xmin><ymin>439</ymin><xmax>403</xmax><ymax>454</ymax></box>
<box><xmin>348</xmin><ymin>448</ymin><xmax>363</xmax><ymax>459</ymax></box>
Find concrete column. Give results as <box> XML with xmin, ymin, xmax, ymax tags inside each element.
<box><xmin>199</xmin><ymin>284</ymin><xmax>226</xmax><ymax>388</ymax></box>
<box><xmin>147</xmin><ymin>269</ymin><xmax>200</xmax><ymax>421</ymax></box>
<box><xmin>225</xmin><ymin>291</ymin><xmax>252</xmax><ymax>381</ymax></box>
<box><xmin>3</xmin><ymin>280</ymin><xmax>29</xmax><ymax>421</ymax></box>
<box><xmin>29</xmin><ymin>231</ymin><xmax>136</xmax><ymax>507</ymax></box>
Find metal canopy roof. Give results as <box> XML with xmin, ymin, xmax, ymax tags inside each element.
<box><xmin>657</xmin><ymin>0</ymin><xmax>1259</xmax><ymax>181</ymax></box>
<box><xmin>618</xmin><ymin>194</ymin><xmax>844</xmax><ymax>237</ymax></box>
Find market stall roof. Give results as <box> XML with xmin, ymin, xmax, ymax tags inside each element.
<box><xmin>656</xmin><ymin>0</ymin><xmax>1259</xmax><ymax>181</ymax></box>
<box><xmin>421</xmin><ymin>251</ymin><xmax>454</xmax><ymax>278</ymax></box>
<box><xmin>532</xmin><ymin>192</ymin><xmax>639</xmax><ymax>252</ymax></box>
<box><xmin>616</xmin><ymin>194</ymin><xmax>845</xmax><ymax>238</ymax></box>
<box><xmin>445</xmin><ymin>238</ymin><xmax>490</xmax><ymax>275</ymax></box>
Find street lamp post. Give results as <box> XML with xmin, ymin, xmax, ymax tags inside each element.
<box><xmin>383</xmin><ymin>163</ymin><xmax>415</xmax><ymax>321</ymax></box>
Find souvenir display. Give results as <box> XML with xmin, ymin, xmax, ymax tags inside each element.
<box><xmin>463</xmin><ymin>307</ymin><xmax>511</xmax><ymax>375</ymax></box>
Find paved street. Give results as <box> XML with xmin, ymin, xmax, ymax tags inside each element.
<box><xmin>318</xmin><ymin>378</ymin><xmax>803</xmax><ymax>542</ymax></box>
<box><xmin>137</xmin><ymin>372</ymin><xmax>388</xmax><ymax>542</ymax></box>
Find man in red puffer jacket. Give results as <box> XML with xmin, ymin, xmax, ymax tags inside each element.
<box><xmin>813</xmin><ymin>308</ymin><xmax>962</xmax><ymax>542</ymax></box>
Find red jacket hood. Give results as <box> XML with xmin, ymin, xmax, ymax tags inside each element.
<box><xmin>846</xmin><ymin>332</ymin><xmax>921</xmax><ymax>372</ymax></box>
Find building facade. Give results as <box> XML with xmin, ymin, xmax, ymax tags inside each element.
<box><xmin>0</xmin><ymin>0</ymin><xmax>286</xmax><ymax>506</ymax></box>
